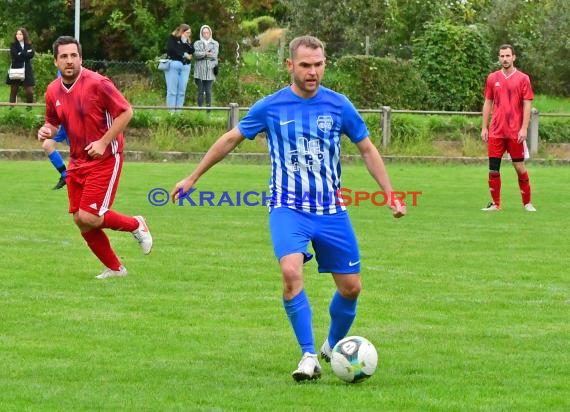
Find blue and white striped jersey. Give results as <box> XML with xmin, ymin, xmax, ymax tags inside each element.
<box><xmin>238</xmin><ymin>85</ymin><xmax>368</xmax><ymax>214</ymax></box>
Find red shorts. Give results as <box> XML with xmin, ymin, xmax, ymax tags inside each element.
<box><xmin>67</xmin><ymin>154</ymin><xmax>123</xmax><ymax>216</ymax></box>
<box><xmin>488</xmin><ymin>137</ymin><xmax>525</xmax><ymax>160</ymax></box>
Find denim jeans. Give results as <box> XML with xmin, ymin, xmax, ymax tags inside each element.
<box><xmin>165</xmin><ymin>60</ymin><xmax>191</xmax><ymax>111</ymax></box>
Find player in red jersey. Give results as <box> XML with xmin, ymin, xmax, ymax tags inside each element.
<box><xmin>480</xmin><ymin>44</ymin><xmax>536</xmax><ymax>212</ymax></box>
<box><xmin>38</xmin><ymin>36</ymin><xmax>153</xmax><ymax>279</ymax></box>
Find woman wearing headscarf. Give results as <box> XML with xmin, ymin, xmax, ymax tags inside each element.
<box><xmin>193</xmin><ymin>25</ymin><xmax>219</xmax><ymax>110</ymax></box>
<box><xmin>5</xmin><ymin>27</ymin><xmax>36</xmax><ymax>105</ymax></box>
<box><xmin>164</xmin><ymin>23</ymin><xmax>194</xmax><ymax>112</ymax></box>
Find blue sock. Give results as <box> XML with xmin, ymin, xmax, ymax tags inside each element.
<box><xmin>327</xmin><ymin>291</ymin><xmax>358</xmax><ymax>348</ymax></box>
<box><xmin>283</xmin><ymin>289</ymin><xmax>315</xmax><ymax>355</ymax></box>
<box><xmin>48</xmin><ymin>151</ymin><xmax>67</xmax><ymax>177</ymax></box>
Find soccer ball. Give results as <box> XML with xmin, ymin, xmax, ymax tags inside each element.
<box><xmin>330</xmin><ymin>336</ymin><xmax>378</xmax><ymax>383</ymax></box>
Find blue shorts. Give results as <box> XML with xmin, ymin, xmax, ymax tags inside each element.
<box><xmin>53</xmin><ymin>126</ymin><xmax>69</xmax><ymax>144</ymax></box>
<box><xmin>269</xmin><ymin>207</ymin><xmax>361</xmax><ymax>274</ymax></box>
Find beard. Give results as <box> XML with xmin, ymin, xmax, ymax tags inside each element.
<box><xmin>60</xmin><ymin>66</ymin><xmax>80</xmax><ymax>83</ymax></box>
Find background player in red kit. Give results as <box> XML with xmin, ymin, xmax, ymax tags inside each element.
<box><xmin>480</xmin><ymin>44</ymin><xmax>536</xmax><ymax>212</ymax></box>
<box><xmin>38</xmin><ymin>36</ymin><xmax>153</xmax><ymax>279</ymax></box>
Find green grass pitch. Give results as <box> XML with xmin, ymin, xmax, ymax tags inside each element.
<box><xmin>0</xmin><ymin>160</ymin><xmax>568</xmax><ymax>411</ymax></box>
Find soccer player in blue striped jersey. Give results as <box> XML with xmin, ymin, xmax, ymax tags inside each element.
<box><xmin>171</xmin><ymin>35</ymin><xmax>406</xmax><ymax>381</ymax></box>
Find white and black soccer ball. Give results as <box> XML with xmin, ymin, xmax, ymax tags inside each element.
<box><xmin>330</xmin><ymin>336</ymin><xmax>378</xmax><ymax>383</ymax></box>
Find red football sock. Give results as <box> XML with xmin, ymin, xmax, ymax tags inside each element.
<box><xmin>81</xmin><ymin>229</ymin><xmax>122</xmax><ymax>270</ymax></box>
<box><xmin>517</xmin><ymin>171</ymin><xmax>531</xmax><ymax>205</ymax></box>
<box><xmin>101</xmin><ymin>210</ymin><xmax>138</xmax><ymax>232</ymax></box>
<box><xmin>488</xmin><ymin>171</ymin><xmax>501</xmax><ymax>206</ymax></box>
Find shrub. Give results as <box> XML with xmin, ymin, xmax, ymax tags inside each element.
<box><xmin>326</xmin><ymin>55</ymin><xmax>429</xmax><ymax>109</ymax></box>
<box><xmin>241</xmin><ymin>16</ymin><xmax>278</xmax><ymax>38</ymax></box>
<box><xmin>412</xmin><ymin>21</ymin><xmax>491</xmax><ymax>111</ymax></box>
<box><xmin>253</xmin><ymin>16</ymin><xmax>278</xmax><ymax>33</ymax></box>
<box><xmin>240</xmin><ymin>20</ymin><xmax>259</xmax><ymax>38</ymax></box>
<box><xmin>538</xmin><ymin>118</ymin><xmax>570</xmax><ymax>143</ymax></box>
<box><xmin>27</xmin><ymin>53</ymin><xmax>58</xmax><ymax>99</ymax></box>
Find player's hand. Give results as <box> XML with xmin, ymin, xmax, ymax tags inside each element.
<box><xmin>38</xmin><ymin>125</ymin><xmax>53</xmax><ymax>141</ymax></box>
<box><xmin>517</xmin><ymin>130</ymin><xmax>527</xmax><ymax>144</ymax></box>
<box><xmin>171</xmin><ymin>177</ymin><xmax>194</xmax><ymax>203</ymax></box>
<box><xmin>390</xmin><ymin>198</ymin><xmax>406</xmax><ymax>218</ymax></box>
<box><xmin>85</xmin><ymin>139</ymin><xmax>107</xmax><ymax>158</ymax></box>
<box><xmin>481</xmin><ymin>129</ymin><xmax>488</xmax><ymax>142</ymax></box>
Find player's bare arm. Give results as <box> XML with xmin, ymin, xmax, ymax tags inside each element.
<box><xmin>481</xmin><ymin>98</ymin><xmax>493</xmax><ymax>142</ymax></box>
<box><xmin>356</xmin><ymin>137</ymin><xmax>406</xmax><ymax>218</ymax></box>
<box><xmin>85</xmin><ymin>108</ymin><xmax>134</xmax><ymax>158</ymax></box>
<box><xmin>171</xmin><ymin>127</ymin><xmax>245</xmax><ymax>201</ymax></box>
<box><xmin>518</xmin><ymin>99</ymin><xmax>532</xmax><ymax>143</ymax></box>
<box><xmin>37</xmin><ymin>123</ymin><xmax>58</xmax><ymax>141</ymax></box>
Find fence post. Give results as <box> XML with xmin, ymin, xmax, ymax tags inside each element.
<box><xmin>527</xmin><ymin>108</ymin><xmax>539</xmax><ymax>155</ymax></box>
<box><xmin>381</xmin><ymin>106</ymin><xmax>391</xmax><ymax>148</ymax></box>
<box><xmin>278</xmin><ymin>36</ymin><xmax>285</xmax><ymax>71</ymax></box>
<box><xmin>227</xmin><ymin>103</ymin><xmax>240</xmax><ymax>131</ymax></box>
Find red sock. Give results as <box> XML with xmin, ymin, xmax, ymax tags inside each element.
<box><xmin>488</xmin><ymin>171</ymin><xmax>501</xmax><ymax>206</ymax></box>
<box><xmin>81</xmin><ymin>229</ymin><xmax>122</xmax><ymax>270</ymax></box>
<box><xmin>518</xmin><ymin>171</ymin><xmax>531</xmax><ymax>205</ymax></box>
<box><xmin>101</xmin><ymin>210</ymin><xmax>138</xmax><ymax>232</ymax></box>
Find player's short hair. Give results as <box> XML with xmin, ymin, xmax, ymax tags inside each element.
<box><xmin>499</xmin><ymin>44</ymin><xmax>515</xmax><ymax>55</ymax></box>
<box><xmin>52</xmin><ymin>36</ymin><xmax>82</xmax><ymax>58</ymax></box>
<box><xmin>289</xmin><ymin>36</ymin><xmax>325</xmax><ymax>60</ymax></box>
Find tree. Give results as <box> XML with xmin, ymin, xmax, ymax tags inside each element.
<box><xmin>0</xmin><ymin>0</ymin><xmax>74</xmax><ymax>51</ymax></box>
<box><xmin>0</xmin><ymin>0</ymin><xmax>243</xmax><ymax>62</ymax></box>
<box><xmin>84</xmin><ymin>0</ymin><xmax>243</xmax><ymax>61</ymax></box>
<box><xmin>529</xmin><ymin>0</ymin><xmax>570</xmax><ymax>95</ymax></box>
<box><xmin>481</xmin><ymin>0</ymin><xmax>570</xmax><ymax>95</ymax></box>
<box><xmin>280</xmin><ymin>0</ymin><xmax>489</xmax><ymax>58</ymax></box>
<box><xmin>280</xmin><ymin>0</ymin><xmax>390</xmax><ymax>56</ymax></box>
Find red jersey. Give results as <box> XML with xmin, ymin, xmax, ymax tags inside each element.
<box><xmin>484</xmin><ymin>69</ymin><xmax>533</xmax><ymax>139</ymax></box>
<box><xmin>44</xmin><ymin>68</ymin><xmax>131</xmax><ymax>169</ymax></box>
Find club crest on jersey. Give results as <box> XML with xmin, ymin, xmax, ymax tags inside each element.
<box><xmin>316</xmin><ymin>115</ymin><xmax>333</xmax><ymax>133</ymax></box>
